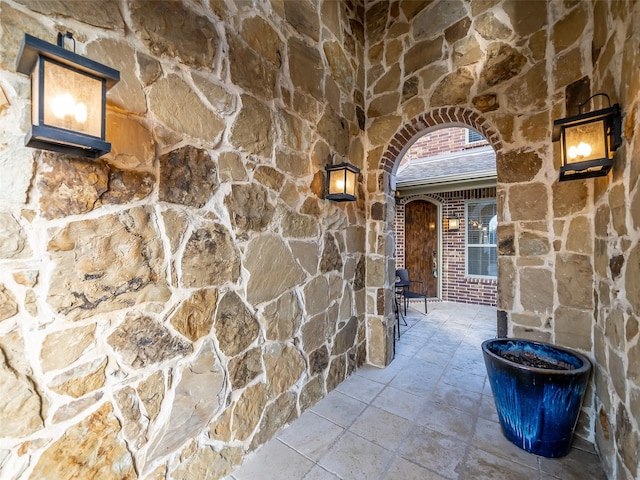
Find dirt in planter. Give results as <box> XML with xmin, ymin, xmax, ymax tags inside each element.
<box><xmin>500</xmin><ymin>350</ymin><xmax>575</xmax><ymax>370</ymax></box>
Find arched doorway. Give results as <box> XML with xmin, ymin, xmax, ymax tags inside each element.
<box><xmin>394</xmin><ymin>125</ymin><xmax>498</xmax><ymax>307</ymax></box>
<box><xmin>367</xmin><ymin>107</ymin><xmax>504</xmax><ymax>367</ymax></box>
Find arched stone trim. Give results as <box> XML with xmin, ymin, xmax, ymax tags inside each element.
<box><xmin>366</xmin><ymin>106</ymin><xmax>503</xmax><ymax>368</ymax></box>
<box><xmin>379</xmin><ymin>106</ymin><xmax>503</xmax><ymax>174</ymax></box>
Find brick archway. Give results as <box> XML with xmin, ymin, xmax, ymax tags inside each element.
<box><xmin>365</xmin><ymin>106</ymin><xmax>503</xmax><ymax>368</ymax></box>
<box><xmin>378</xmin><ymin>106</ymin><xmax>503</xmax><ymax>174</ymax></box>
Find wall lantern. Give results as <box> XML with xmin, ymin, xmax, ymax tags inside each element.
<box><xmin>325</xmin><ymin>161</ymin><xmax>360</xmax><ymax>202</ymax></box>
<box><xmin>552</xmin><ymin>94</ymin><xmax>622</xmax><ymax>181</ymax></box>
<box><xmin>448</xmin><ymin>216</ymin><xmax>459</xmax><ymax>231</ymax></box>
<box><xmin>16</xmin><ymin>32</ymin><xmax>120</xmax><ymax>158</ymax></box>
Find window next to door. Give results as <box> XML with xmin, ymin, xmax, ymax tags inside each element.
<box><xmin>466</xmin><ymin>200</ymin><xmax>497</xmax><ymax>278</ymax></box>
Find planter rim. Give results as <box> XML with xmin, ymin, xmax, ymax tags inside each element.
<box><xmin>482</xmin><ymin>337</ymin><xmax>591</xmax><ymax>375</ymax></box>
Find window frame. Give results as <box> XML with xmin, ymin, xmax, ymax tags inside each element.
<box><xmin>466</xmin><ymin>128</ymin><xmax>484</xmax><ymax>144</ymax></box>
<box><xmin>465</xmin><ymin>199</ymin><xmax>498</xmax><ymax>279</ymax></box>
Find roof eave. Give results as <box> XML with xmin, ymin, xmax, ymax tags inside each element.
<box><xmin>397</xmin><ymin>172</ymin><xmax>497</xmax><ymax>195</ymax></box>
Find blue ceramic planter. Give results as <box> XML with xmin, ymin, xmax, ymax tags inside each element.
<box><xmin>482</xmin><ymin>338</ymin><xmax>591</xmax><ymax>458</ymax></box>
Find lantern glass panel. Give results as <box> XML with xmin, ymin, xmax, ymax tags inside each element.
<box><xmin>328</xmin><ymin>169</ymin><xmax>343</xmax><ymax>196</ymax></box>
<box><xmin>329</xmin><ymin>168</ymin><xmax>356</xmax><ymax>196</ymax></box>
<box><xmin>344</xmin><ymin>169</ymin><xmax>356</xmax><ymax>196</ymax></box>
<box><xmin>42</xmin><ymin>58</ymin><xmax>103</xmax><ymax>138</ymax></box>
<box><xmin>564</xmin><ymin>120</ymin><xmax>606</xmax><ymax>164</ymax></box>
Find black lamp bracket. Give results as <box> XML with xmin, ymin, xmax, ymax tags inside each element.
<box><xmin>577</xmin><ymin>93</ymin><xmax>611</xmax><ymax>114</ymax></box>
<box><xmin>57</xmin><ymin>31</ymin><xmax>76</xmax><ymax>52</ymax></box>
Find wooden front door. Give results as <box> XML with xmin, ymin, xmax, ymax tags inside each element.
<box><xmin>405</xmin><ymin>200</ymin><xmax>438</xmax><ymax>298</ymax></box>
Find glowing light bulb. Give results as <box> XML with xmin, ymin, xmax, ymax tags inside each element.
<box><xmin>335</xmin><ymin>179</ymin><xmax>345</xmax><ymax>190</ymax></box>
<box><xmin>577</xmin><ymin>142</ymin><xmax>591</xmax><ymax>157</ymax></box>
<box><xmin>74</xmin><ymin>102</ymin><xmax>88</xmax><ymax>123</ymax></box>
<box><xmin>52</xmin><ymin>93</ymin><xmax>75</xmax><ymax>119</ymax></box>
<box><xmin>568</xmin><ymin>145</ymin><xmax>578</xmax><ymax>159</ymax></box>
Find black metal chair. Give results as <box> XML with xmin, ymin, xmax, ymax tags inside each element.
<box><xmin>395</xmin><ymin>269</ymin><xmax>428</xmax><ymax>315</ymax></box>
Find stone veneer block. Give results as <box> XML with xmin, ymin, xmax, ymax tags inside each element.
<box><xmin>264</xmin><ymin>343</ymin><xmax>306</xmax><ymax>395</ymax></box>
<box><xmin>170</xmin><ymin>288</ymin><xmax>218</xmax><ymax>342</ymax></box>
<box><xmin>228</xmin><ymin>34</ymin><xmax>278</xmax><ymax>101</ymax></box>
<box><xmin>38</xmin><ymin>155</ymin><xmax>109</xmax><ymax>219</ymax></box>
<box><xmin>413</xmin><ymin>0</ymin><xmax>467</xmax><ymax>40</ymax></box>
<box><xmin>47</xmin><ymin>208</ymin><xmax>171</xmax><ymax>320</ymax></box>
<box><xmin>263</xmin><ymin>290</ymin><xmax>302</xmax><ymax>341</ymax></box>
<box><xmin>230</xmin><ymin>94</ymin><xmax>275</xmax><ymax>156</ymax></box>
<box><xmin>0</xmin><ymin>285</ymin><xmax>18</xmax><ymax>321</ymax></box>
<box><xmin>109</xmin><ymin>315</ymin><xmax>191</xmax><ymax>369</ymax></box>
<box><xmin>0</xmin><ymin>213</ymin><xmax>29</xmax><ymax>260</ymax></box>
<box><xmin>87</xmin><ymin>38</ymin><xmax>146</xmax><ymax>114</ymax></box>
<box><xmin>288</xmin><ymin>37</ymin><xmax>324</xmax><ymax>101</ymax></box>
<box><xmin>625</xmin><ymin>244</ymin><xmax>640</xmax><ymax>313</ymax></box>
<box><xmin>233</xmin><ymin>383</ymin><xmax>268</xmax><ymax>442</ymax></box>
<box><xmin>144</xmin><ymin>341</ymin><xmax>224</xmax><ymax>464</ymax></box>
<box><xmin>245</xmin><ymin>234</ymin><xmax>306</xmax><ymax>305</ymax></box>
<box><xmin>0</xmin><ymin>348</ymin><xmax>43</xmax><ymax>437</ymax></box>
<box><xmin>181</xmin><ymin>221</ymin><xmax>241</xmax><ymax>287</ymax></box>
<box><xmin>30</xmin><ymin>403</ymin><xmax>136</xmax><ymax>479</ymax></box>
<box><xmin>214</xmin><ymin>291</ymin><xmax>260</xmax><ymax>357</ymax></box>
<box><xmin>556</xmin><ymin>254</ymin><xmax>594</xmax><ymax>309</ymax></box>
<box><xmin>431</xmin><ymin>68</ymin><xmax>474</xmax><ymax>106</ymax></box>
<box><xmin>40</xmin><ymin>324</ymin><xmax>96</xmax><ymax>372</ymax></box>
<box><xmin>149</xmin><ymin>75</ymin><xmax>224</xmax><ymax>142</ymax></box>
<box><xmin>159</xmin><ymin>145</ymin><xmax>218</xmax><ymax>208</ymax></box>
<box><xmin>129</xmin><ymin>1</ymin><xmax>218</xmax><ymax>69</ymax></box>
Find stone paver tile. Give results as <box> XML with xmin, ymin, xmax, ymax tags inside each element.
<box><xmin>318</xmin><ymin>431</ymin><xmax>394</xmax><ymax>480</ymax></box>
<box><xmin>471</xmin><ymin>416</ymin><xmax>539</xmax><ymax>470</ymax></box>
<box><xmin>349</xmin><ymin>406</ymin><xmax>413</xmax><ymax>451</ymax></box>
<box><xmin>478</xmin><ymin>394</ymin><xmax>499</xmax><ymax>423</ymax></box>
<box><xmin>372</xmin><ymin>385</ymin><xmax>428</xmax><ymax>420</ymax></box>
<box><xmin>482</xmin><ymin>378</ymin><xmax>494</xmax><ymax>397</ymax></box>
<box><xmin>310</xmin><ymin>391</ymin><xmax>367</xmax><ymax>428</ymax></box>
<box><xmin>232</xmin><ymin>439</ymin><xmax>313</xmax><ymax>480</ymax></box>
<box><xmin>417</xmin><ymin>401</ymin><xmax>477</xmax><ymax>441</ymax></box>
<box><xmin>303</xmin><ymin>465</ymin><xmax>341</xmax><ymax>480</ymax></box>
<box><xmin>395</xmin><ymin>343</ymin><xmax>423</xmax><ymax>358</ymax></box>
<box><xmin>426</xmin><ymin>336</ymin><xmax>462</xmax><ymax>353</ymax></box>
<box><xmin>442</xmin><ymin>367</ymin><xmax>486</xmax><ymax>393</ymax></box>
<box><xmin>389</xmin><ymin>369</ymin><xmax>438</xmax><ymax>396</ymax></box>
<box><xmin>398</xmin><ymin>426</ymin><xmax>467</xmax><ymax>480</ymax></box>
<box><xmin>400</xmin><ymin>357</ymin><xmax>445</xmax><ymax>383</ymax></box>
<box><xmin>335</xmin><ymin>373</ymin><xmax>386</xmax><ymax>403</ymax></box>
<box><xmin>431</xmin><ymin>382</ymin><xmax>482</xmax><ymax>415</ymax></box>
<box><xmin>355</xmin><ymin>361</ymin><xmax>404</xmax><ymax>384</ymax></box>
<box><xmin>383</xmin><ymin>456</ymin><xmax>449</xmax><ymax>480</ymax></box>
<box><xmin>278</xmin><ymin>411</ymin><xmax>344</xmax><ymax>461</ymax></box>
<box><xmin>413</xmin><ymin>348</ymin><xmax>453</xmax><ymax>365</ymax></box>
<box><xmin>539</xmin><ymin>444</ymin><xmax>607</xmax><ymax>480</ymax></box>
<box><xmin>462</xmin><ymin>446</ymin><xmax>540</xmax><ymax>480</ymax></box>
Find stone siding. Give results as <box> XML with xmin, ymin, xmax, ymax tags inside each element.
<box><xmin>0</xmin><ymin>1</ymin><xmax>366</xmax><ymax>478</ymax></box>
<box><xmin>0</xmin><ymin>0</ymin><xmax>638</xmax><ymax>479</ymax></box>
<box><xmin>364</xmin><ymin>2</ymin><xmax>640</xmax><ymax>479</ymax></box>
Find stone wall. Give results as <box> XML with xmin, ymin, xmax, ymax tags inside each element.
<box><xmin>363</xmin><ymin>1</ymin><xmax>640</xmax><ymax>479</ymax></box>
<box><xmin>589</xmin><ymin>2</ymin><xmax>640</xmax><ymax>479</ymax></box>
<box><xmin>0</xmin><ymin>1</ymin><xmax>367</xmax><ymax>478</ymax></box>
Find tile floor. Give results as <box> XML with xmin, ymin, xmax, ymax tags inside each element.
<box><xmin>227</xmin><ymin>301</ymin><xmax>606</xmax><ymax>480</ymax></box>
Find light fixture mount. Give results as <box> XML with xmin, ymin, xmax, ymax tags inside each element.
<box><xmin>552</xmin><ymin>94</ymin><xmax>621</xmax><ymax>181</ymax></box>
<box><xmin>325</xmin><ymin>161</ymin><xmax>360</xmax><ymax>202</ymax></box>
<box><xmin>448</xmin><ymin>215</ymin><xmax>459</xmax><ymax>231</ymax></box>
<box><xmin>16</xmin><ymin>32</ymin><xmax>120</xmax><ymax>158</ymax></box>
